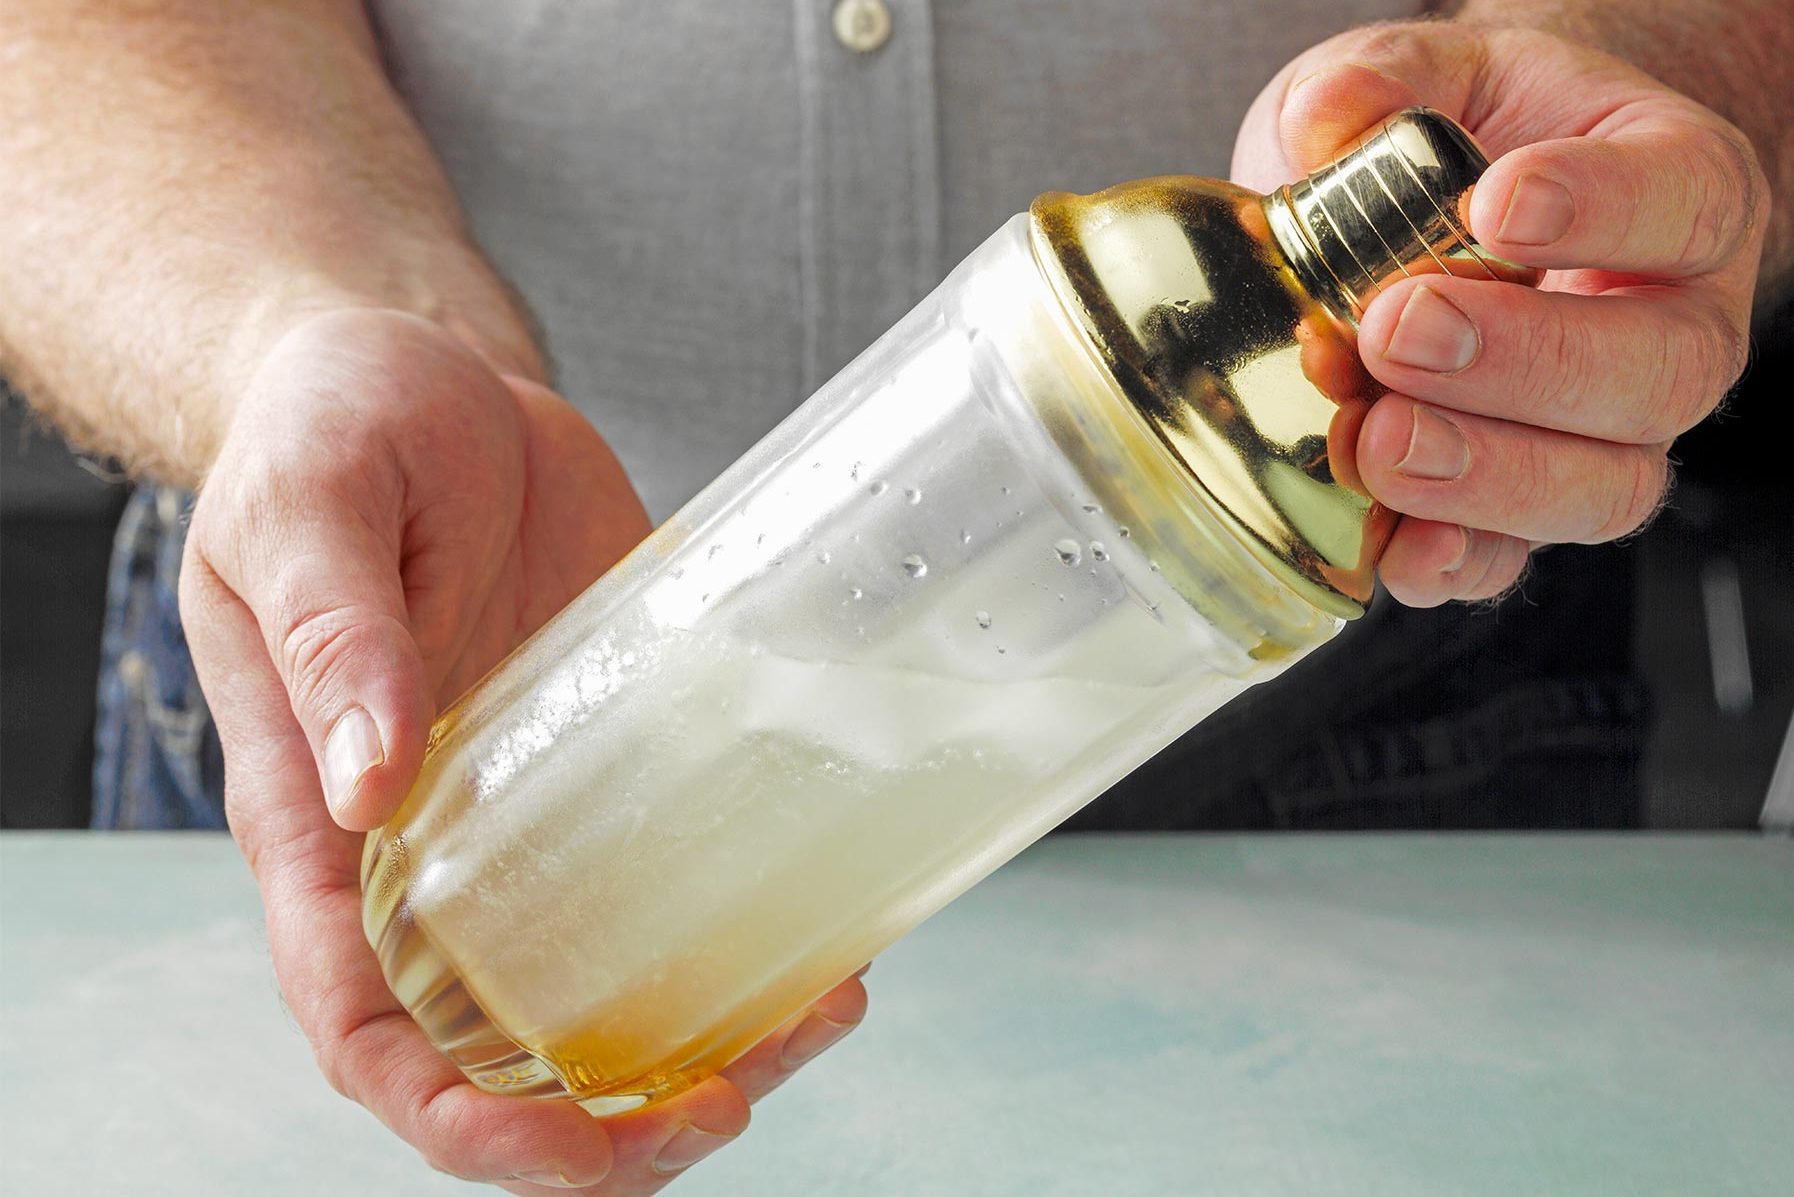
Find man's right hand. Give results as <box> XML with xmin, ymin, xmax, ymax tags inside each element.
<box><xmin>178</xmin><ymin>308</ymin><xmax>870</xmax><ymax>1192</ymax></box>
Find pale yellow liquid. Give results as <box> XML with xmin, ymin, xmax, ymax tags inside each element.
<box><xmin>370</xmin><ymin>621</ymin><xmax>1251</xmax><ymax>1107</ymax></box>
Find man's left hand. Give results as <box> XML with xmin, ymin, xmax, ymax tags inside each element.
<box><xmin>1235</xmin><ymin>21</ymin><xmax>1769</xmax><ymax>605</ymax></box>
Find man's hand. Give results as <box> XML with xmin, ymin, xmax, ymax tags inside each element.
<box><xmin>1233</xmin><ymin>20</ymin><xmax>1772</xmax><ymax>606</ymax></box>
<box><xmin>178</xmin><ymin>309</ymin><xmax>869</xmax><ymax>1192</ymax></box>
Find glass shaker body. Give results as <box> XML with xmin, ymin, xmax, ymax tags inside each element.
<box><xmin>362</xmin><ymin>210</ymin><xmax>1344</xmax><ymax>1110</ymax></box>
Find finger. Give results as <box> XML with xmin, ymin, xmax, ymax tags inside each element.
<box><xmin>577</xmin><ymin>1076</ymin><xmax>751</xmax><ymax>1190</ymax></box>
<box><xmin>179</xmin><ymin>569</ymin><xmax>618</xmax><ymax>1186</ymax></box>
<box><xmin>195</xmin><ymin>459</ymin><xmax>433</xmax><ymax>830</ymax></box>
<box><xmin>718</xmin><ymin>974</ymin><xmax>870</xmax><ymax>1104</ymax></box>
<box><xmin>1468</xmin><ymin>105</ymin><xmax>1767</xmax><ymax>277</ymax></box>
<box><xmin>1356</xmin><ymin>394</ymin><xmax>1671</xmax><ymax>545</ymax></box>
<box><xmin>1358</xmin><ymin>275</ymin><xmax>1744</xmax><ymax>444</ymax></box>
<box><xmin>1278</xmin><ymin>61</ymin><xmax>1428</xmax><ymax>172</ymax></box>
<box><xmin>1378</xmin><ymin>519</ymin><xmax>1532</xmax><ymax>607</ymax></box>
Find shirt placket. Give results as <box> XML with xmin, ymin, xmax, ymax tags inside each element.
<box><xmin>792</xmin><ymin>0</ymin><xmax>942</xmax><ymax>394</ymax></box>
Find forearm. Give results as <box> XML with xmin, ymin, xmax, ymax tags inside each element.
<box><xmin>1447</xmin><ymin>0</ymin><xmax>1794</xmax><ymax>299</ymax></box>
<box><xmin>0</xmin><ymin>1</ymin><xmax>539</xmax><ymax>486</ymax></box>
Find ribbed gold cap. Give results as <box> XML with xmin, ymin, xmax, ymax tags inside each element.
<box><xmin>1282</xmin><ymin>107</ymin><xmax>1540</xmax><ymax>316</ymax></box>
<box><xmin>1028</xmin><ymin>107</ymin><xmax>1538</xmax><ymax>617</ymax></box>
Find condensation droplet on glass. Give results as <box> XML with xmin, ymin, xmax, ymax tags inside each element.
<box><xmin>850</xmin><ymin>461</ymin><xmax>864</xmax><ymax>481</ymax></box>
<box><xmin>975</xmin><ymin>610</ymin><xmax>992</xmax><ymax>629</ymax></box>
<box><xmin>1149</xmin><ymin>560</ymin><xmax>1161</xmax><ymax>572</ymax></box>
<box><xmin>1118</xmin><ymin>526</ymin><xmax>1131</xmax><ymax>539</ymax></box>
<box><xmin>816</xmin><ymin>550</ymin><xmax>831</xmax><ymax>564</ymax></box>
<box><xmin>1090</xmin><ymin>541</ymin><xmax>1109</xmax><ymax>561</ymax></box>
<box><xmin>996</xmin><ymin>646</ymin><xmax>1007</xmax><ymax>654</ymax></box>
<box><xmin>901</xmin><ymin>554</ymin><xmax>928</xmax><ymax>579</ymax></box>
<box><xmin>1082</xmin><ymin>503</ymin><xmax>1101</xmax><ymax>514</ymax></box>
<box><xmin>960</xmin><ymin>530</ymin><xmax>972</xmax><ymax>545</ymax></box>
<box><xmin>850</xmin><ymin>587</ymin><xmax>863</xmax><ymax>600</ymax></box>
<box><xmin>869</xmin><ymin>480</ymin><xmax>888</xmax><ymax>496</ymax></box>
<box><xmin>1001</xmin><ymin>485</ymin><xmax>1011</xmax><ymax>495</ymax></box>
<box><xmin>756</xmin><ymin>532</ymin><xmax>766</xmax><ymax>546</ymax></box>
<box><xmin>904</xmin><ymin>487</ymin><xmax>923</xmax><ymax>505</ymax></box>
<box><xmin>708</xmin><ymin>543</ymin><xmax>723</xmax><ymax>559</ymax></box>
<box><xmin>1053</xmin><ymin>539</ymin><xmax>1082</xmax><ymax>566</ymax></box>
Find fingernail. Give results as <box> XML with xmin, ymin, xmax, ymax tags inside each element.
<box><xmin>651</xmin><ymin>1125</ymin><xmax>737</xmax><ymax>1176</ymax></box>
<box><xmin>322</xmin><ymin>706</ymin><xmax>383</xmax><ymax>815</ymax></box>
<box><xmin>1396</xmin><ymin>407</ymin><xmax>1470</xmax><ymax>481</ymax></box>
<box><xmin>1444</xmin><ymin>526</ymin><xmax>1473</xmax><ymax>573</ymax></box>
<box><xmin>1498</xmin><ymin>174</ymin><xmax>1575</xmax><ymax>246</ymax></box>
<box><xmin>780</xmin><ymin>1010</ymin><xmax>856</xmax><ymax>1070</ymax></box>
<box><xmin>1384</xmin><ymin>286</ymin><xmax>1479</xmax><ymax>374</ymax></box>
<box><xmin>514</xmin><ymin>1169</ymin><xmax>603</xmax><ymax>1189</ymax></box>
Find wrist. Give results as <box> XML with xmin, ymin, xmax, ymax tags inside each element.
<box><xmin>204</xmin><ymin>250</ymin><xmax>545</xmax><ymax>483</ymax></box>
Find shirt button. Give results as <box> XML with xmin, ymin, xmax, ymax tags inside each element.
<box><xmin>832</xmin><ymin>0</ymin><xmax>892</xmax><ymax>54</ymax></box>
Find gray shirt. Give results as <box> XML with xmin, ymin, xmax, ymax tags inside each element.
<box><xmin>370</xmin><ymin>0</ymin><xmax>1417</xmax><ymax>521</ymax></box>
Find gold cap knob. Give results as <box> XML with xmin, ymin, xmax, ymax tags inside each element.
<box><xmin>1028</xmin><ymin>107</ymin><xmax>1538</xmax><ymax>617</ymax></box>
<box><xmin>1284</xmin><ymin>107</ymin><xmax>1540</xmax><ymax>317</ymax></box>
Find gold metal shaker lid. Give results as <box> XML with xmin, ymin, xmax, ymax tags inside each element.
<box><xmin>1028</xmin><ymin>107</ymin><xmax>1540</xmax><ymax>618</ymax></box>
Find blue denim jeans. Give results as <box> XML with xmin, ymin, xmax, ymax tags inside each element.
<box><xmin>92</xmin><ymin>486</ymin><xmax>224</xmax><ymax>829</ymax></box>
<box><xmin>93</xmin><ymin>486</ymin><xmax>1647</xmax><ymax>831</ymax></box>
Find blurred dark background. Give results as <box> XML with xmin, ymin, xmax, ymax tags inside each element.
<box><xmin>3</xmin><ymin>301</ymin><xmax>1791</xmax><ymax>830</ymax></box>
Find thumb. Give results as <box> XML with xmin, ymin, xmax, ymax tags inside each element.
<box><xmin>1234</xmin><ymin>24</ymin><xmax>1491</xmax><ymax>190</ymax></box>
<box><xmin>1277</xmin><ymin>62</ymin><xmax>1428</xmax><ymax>173</ymax></box>
<box><xmin>196</xmin><ymin>480</ymin><xmax>434</xmax><ymax>832</ymax></box>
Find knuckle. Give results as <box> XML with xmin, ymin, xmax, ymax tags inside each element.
<box><xmin>279</xmin><ymin>605</ymin><xmax>365</xmax><ymax>715</ymax></box>
<box><xmin>414</xmin><ymin>1087</ymin><xmax>490</xmax><ymax>1182</ymax></box>
<box><xmin>1651</xmin><ymin>307</ymin><xmax>1743</xmax><ymax>440</ymax></box>
<box><xmin>1596</xmin><ymin>452</ymin><xmax>1671</xmax><ymax>542</ymax></box>
<box><xmin>309</xmin><ymin>1001</ymin><xmax>392</xmax><ymax>1101</ymax></box>
<box><xmin>311</xmin><ymin>1034</ymin><xmax>359</xmax><ymax>1102</ymax></box>
<box><xmin>1702</xmin><ymin>306</ymin><xmax>1751</xmax><ymax>392</ymax></box>
<box><xmin>1459</xmin><ymin>536</ymin><xmax>1528</xmax><ymax>605</ymax></box>
<box><xmin>1500</xmin><ymin>427</ymin><xmax>1558</xmax><ymax>525</ymax></box>
<box><xmin>1513</xmin><ymin>305</ymin><xmax>1588</xmax><ymax>419</ymax></box>
<box><xmin>1676</xmin><ymin>125</ymin><xmax>1764</xmax><ymax>272</ymax></box>
<box><xmin>1712</xmin><ymin>123</ymin><xmax>1768</xmax><ymax>235</ymax></box>
<box><xmin>1340</xmin><ymin>21</ymin><xmax>1430</xmax><ymax>63</ymax></box>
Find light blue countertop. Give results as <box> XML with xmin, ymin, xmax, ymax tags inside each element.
<box><xmin>2</xmin><ymin>832</ymin><xmax>1790</xmax><ymax>1195</ymax></box>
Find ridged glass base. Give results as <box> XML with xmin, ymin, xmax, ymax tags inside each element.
<box><xmin>362</xmin><ymin>830</ymin><xmax>576</xmax><ymax>1100</ymax></box>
